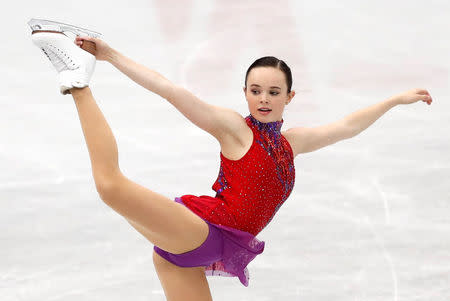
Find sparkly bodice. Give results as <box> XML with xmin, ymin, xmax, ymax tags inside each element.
<box><xmin>180</xmin><ymin>114</ymin><xmax>296</xmax><ymax>236</ymax></box>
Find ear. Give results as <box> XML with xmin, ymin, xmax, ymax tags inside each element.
<box><xmin>243</xmin><ymin>86</ymin><xmax>246</xmax><ymax>94</ymax></box>
<box><xmin>286</xmin><ymin>90</ymin><xmax>295</xmax><ymax>104</ymax></box>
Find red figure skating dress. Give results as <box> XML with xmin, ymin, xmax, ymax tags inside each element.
<box><xmin>154</xmin><ymin>114</ymin><xmax>296</xmax><ymax>286</ymax></box>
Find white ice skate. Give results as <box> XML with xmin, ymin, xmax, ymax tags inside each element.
<box><xmin>28</xmin><ymin>19</ymin><xmax>101</xmax><ymax>95</ymax></box>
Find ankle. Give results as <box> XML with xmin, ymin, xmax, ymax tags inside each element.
<box><xmin>70</xmin><ymin>86</ymin><xmax>91</xmax><ymax>96</ymax></box>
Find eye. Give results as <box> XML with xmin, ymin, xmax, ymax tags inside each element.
<box><xmin>270</xmin><ymin>91</ymin><xmax>279</xmax><ymax>95</ymax></box>
<box><xmin>251</xmin><ymin>90</ymin><xmax>260</xmax><ymax>94</ymax></box>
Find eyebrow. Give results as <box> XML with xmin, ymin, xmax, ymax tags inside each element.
<box><xmin>250</xmin><ymin>84</ymin><xmax>281</xmax><ymax>90</ymax></box>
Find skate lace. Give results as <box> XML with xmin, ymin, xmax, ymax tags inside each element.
<box><xmin>40</xmin><ymin>42</ymin><xmax>80</xmax><ymax>72</ymax></box>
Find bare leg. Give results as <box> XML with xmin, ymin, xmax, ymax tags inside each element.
<box><xmin>71</xmin><ymin>87</ymin><xmax>121</xmax><ymax>187</ymax></box>
<box><xmin>34</xmin><ymin>32</ymin><xmax>214</xmax><ymax>298</ymax></box>
<box><xmin>153</xmin><ymin>250</ymin><xmax>214</xmax><ymax>301</ymax></box>
<box><xmin>69</xmin><ymin>86</ymin><xmax>210</xmax><ymax>255</ymax></box>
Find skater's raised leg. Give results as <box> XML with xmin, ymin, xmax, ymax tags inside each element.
<box><xmin>70</xmin><ymin>87</ymin><xmax>121</xmax><ymax>184</ymax></box>
<box><xmin>69</xmin><ymin>87</ymin><xmax>209</xmax><ymax>254</ymax></box>
<box><xmin>30</xmin><ymin>30</ymin><xmax>210</xmax><ymax>256</ymax></box>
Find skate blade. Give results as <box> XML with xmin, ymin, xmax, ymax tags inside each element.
<box><xmin>28</xmin><ymin>18</ymin><xmax>102</xmax><ymax>38</ymax></box>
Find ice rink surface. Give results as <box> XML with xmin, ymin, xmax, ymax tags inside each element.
<box><xmin>1</xmin><ymin>0</ymin><xmax>449</xmax><ymax>300</ymax></box>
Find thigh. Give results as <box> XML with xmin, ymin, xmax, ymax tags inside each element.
<box><xmin>100</xmin><ymin>174</ymin><xmax>209</xmax><ymax>255</ymax></box>
<box><xmin>153</xmin><ymin>250</ymin><xmax>213</xmax><ymax>301</ymax></box>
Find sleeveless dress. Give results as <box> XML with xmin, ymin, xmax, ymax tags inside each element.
<box><xmin>154</xmin><ymin>114</ymin><xmax>296</xmax><ymax>287</ymax></box>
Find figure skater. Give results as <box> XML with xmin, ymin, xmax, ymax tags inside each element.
<box><xmin>30</xmin><ymin>29</ymin><xmax>433</xmax><ymax>301</ymax></box>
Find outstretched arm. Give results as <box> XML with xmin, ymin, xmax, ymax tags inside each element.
<box><xmin>286</xmin><ymin>89</ymin><xmax>433</xmax><ymax>155</ymax></box>
<box><xmin>344</xmin><ymin>96</ymin><xmax>398</xmax><ymax>137</ymax></box>
<box><xmin>75</xmin><ymin>36</ymin><xmax>243</xmax><ymax>144</ymax></box>
<box><xmin>344</xmin><ymin>89</ymin><xmax>432</xmax><ymax>137</ymax></box>
<box><xmin>106</xmin><ymin>48</ymin><xmax>174</xmax><ymax>99</ymax></box>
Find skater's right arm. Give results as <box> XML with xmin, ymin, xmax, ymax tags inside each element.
<box><xmin>106</xmin><ymin>49</ymin><xmax>244</xmax><ymax>142</ymax></box>
<box><xmin>106</xmin><ymin>48</ymin><xmax>175</xmax><ymax>100</ymax></box>
<box><xmin>76</xmin><ymin>36</ymin><xmax>243</xmax><ymax>144</ymax></box>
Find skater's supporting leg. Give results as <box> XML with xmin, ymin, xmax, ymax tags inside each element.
<box><xmin>153</xmin><ymin>250</ymin><xmax>213</xmax><ymax>301</ymax></box>
<box><xmin>71</xmin><ymin>87</ymin><xmax>121</xmax><ymax>188</ymax></box>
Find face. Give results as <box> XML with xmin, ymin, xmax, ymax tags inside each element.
<box><xmin>243</xmin><ymin>67</ymin><xmax>295</xmax><ymax>123</ymax></box>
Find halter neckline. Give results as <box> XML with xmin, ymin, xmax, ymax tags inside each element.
<box><xmin>247</xmin><ymin>114</ymin><xmax>284</xmax><ymax>133</ymax></box>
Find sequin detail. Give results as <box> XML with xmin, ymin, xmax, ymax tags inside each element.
<box><xmin>248</xmin><ymin>115</ymin><xmax>296</xmax><ymax>225</ymax></box>
<box><xmin>178</xmin><ymin>113</ymin><xmax>296</xmax><ymax>286</ymax></box>
<box><xmin>215</xmin><ymin>165</ymin><xmax>229</xmax><ymax>194</ymax></box>
<box><xmin>181</xmin><ymin>114</ymin><xmax>296</xmax><ymax>236</ymax></box>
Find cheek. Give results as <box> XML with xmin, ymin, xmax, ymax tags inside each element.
<box><xmin>247</xmin><ymin>94</ymin><xmax>257</xmax><ymax>102</ymax></box>
<box><xmin>247</xmin><ymin>97</ymin><xmax>259</xmax><ymax>109</ymax></box>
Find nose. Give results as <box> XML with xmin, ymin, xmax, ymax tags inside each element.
<box><xmin>259</xmin><ymin>92</ymin><xmax>269</xmax><ymax>103</ymax></box>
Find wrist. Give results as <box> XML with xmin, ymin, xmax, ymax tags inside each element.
<box><xmin>106</xmin><ymin>48</ymin><xmax>120</xmax><ymax>64</ymax></box>
<box><xmin>387</xmin><ymin>96</ymin><xmax>401</xmax><ymax>106</ymax></box>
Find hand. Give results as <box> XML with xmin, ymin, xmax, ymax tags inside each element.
<box><xmin>391</xmin><ymin>88</ymin><xmax>433</xmax><ymax>105</ymax></box>
<box><xmin>75</xmin><ymin>35</ymin><xmax>113</xmax><ymax>61</ymax></box>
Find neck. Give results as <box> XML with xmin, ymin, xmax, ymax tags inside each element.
<box><xmin>247</xmin><ymin>114</ymin><xmax>284</xmax><ymax>133</ymax></box>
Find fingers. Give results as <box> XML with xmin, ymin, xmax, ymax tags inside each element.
<box><xmin>76</xmin><ymin>35</ymin><xmax>94</xmax><ymax>41</ymax></box>
<box><xmin>414</xmin><ymin>88</ymin><xmax>433</xmax><ymax>105</ymax></box>
<box><xmin>424</xmin><ymin>93</ymin><xmax>432</xmax><ymax>105</ymax></box>
<box><xmin>75</xmin><ymin>35</ymin><xmax>96</xmax><ymax>46</ymax></box>
<box><xmin>422</xmin><ymin>95</ymin><xmax>432</xmax><ymax>105</ymax></box>
<box><xmin>75</xmin><ymin>36</ymin><xmax>85</xmax><ymax>47</ymax></box>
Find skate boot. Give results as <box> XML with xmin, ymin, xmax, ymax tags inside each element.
<box><xmin>31</xmin><ymin>30</ymin><xmax>96</xmax><ymax>95</ymax></box>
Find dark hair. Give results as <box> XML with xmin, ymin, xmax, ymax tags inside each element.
<box><xmin>244</xmin><ymin>56</ymin><xmax>292</xmax><ymax>93</ymax></box>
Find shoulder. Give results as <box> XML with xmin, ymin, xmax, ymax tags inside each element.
<box><xmin>209</xmin><ymin>108</ymin><xmax>248</xmax><ymax>144</ymax></box>
<box><xmin>220</xmin><ymin>111</ymin><xmax>252</xmax><ymax>146</ymax></box>
<box><xmin>218</xmin><ymin>113</ymin><xmax>254</xmax><ymax>160</ymax></box>
<box><xmin>281</xmin><ymin>130</ymin><xmax>298</xmax><ymax>158</ymax></box>
<box><xmin>282</xmin><ymin>126</ymin><xmax>317</xmax><ymax>157</ymax></box>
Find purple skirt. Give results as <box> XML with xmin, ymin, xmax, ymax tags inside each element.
<box><xmin>153</xmin><ymin>197</ymin><xmax>265</xmax><ymax>287</ymax></box>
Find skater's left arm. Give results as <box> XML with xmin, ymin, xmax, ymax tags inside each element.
<box><xmin>343</xmin><ymin>89</ymin><xmax>432</xmax><ymax>137</ymax></box>
<box><xmin>286</xmin><ymin>89</ymin><xmax>432</xmax><ymax>155</ymax></box>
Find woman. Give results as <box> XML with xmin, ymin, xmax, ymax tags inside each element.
<box><xmin>30</xmin><ymin>30</ymin><xmax>432</xmax><ymax>301</ymax></box>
